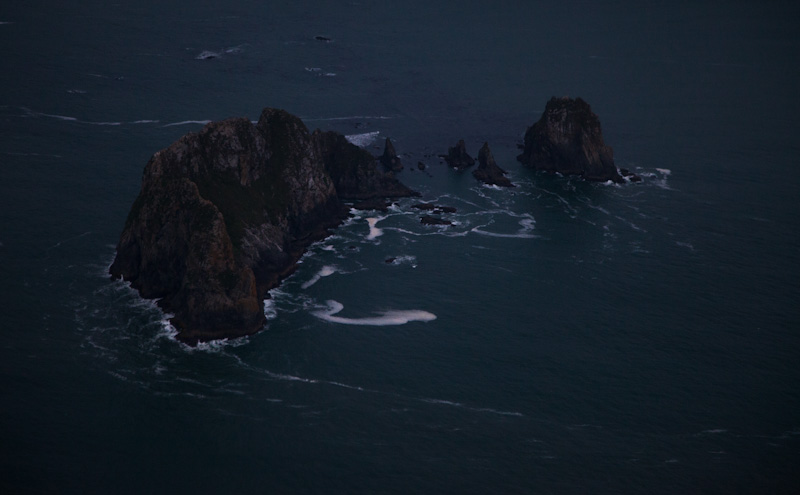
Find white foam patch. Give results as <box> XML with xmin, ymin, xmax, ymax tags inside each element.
<box><xmin>195</xmin><ymin>50</ymin><xmax>217</xmax><ymax>60</ymax></box>
<box><xmin>196</xmin><ymin>46</ymin><xmax>244</xmax><ymax>60</ymax></box>
<box><xmin>21</xmin><ymin>108</ymin><xmax>162</xmax><ymax>127</ymax></box>
<box><xmin>470</xmin><ymin>215</ymin><xmax>537</xmax><ymax>239</ymax></box>
<box><xmin>303</xmin><ymin>115</ymin><xmax>394</xmax><ymax>122</ymax></box>
<box><xmin>163</xmin><ymin>120</ymin><xmax>212</xmax><ymax>127</ymax></box>
<box><xmin>301</xmin><ymin>265</ymin><xmax>337</xmax><ymax>289</ymax></box>
<box><xmin>345</xmin><ymin>131</ymin><xmax>380</xmax><ymax>147</ymax></box>
<box><xmin>313</xmin><ymin>300</ymin><xmax>436</xmax><ymax>326</ymax></box>
<box><xmin>40</xmin><ymin>112</ymin><xmax>77</xmax><ymax>121</ymax></box>
<box><xmin>388</xmin><ymin>255</ymin><xmax>417</xmax><ymax>267</ymax></box>
<box><xmin>366</xmin><ymin>217</ymin><xmax>383</xmax><ymax>240</ymax></box>
<box><xmin>263</xmin><ymin>298</ymin><xmax>277</xmax><ymax>319</ymax></box>
<box><xmin>656</xmin><ymin>168</ymin><xmax>671</xmax><ymax>176</ymax></box>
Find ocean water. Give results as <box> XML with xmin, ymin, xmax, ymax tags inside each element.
<box><xmin>2</xmin><ymin>1</ymin><xmax>799</xmax><ymax>493</ymax></box>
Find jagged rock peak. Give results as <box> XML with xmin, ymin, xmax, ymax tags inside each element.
<box><xmin>379</xmin><ymin>137</ymin><xmax>403</xmax><ymax>172</ymax></box>
<box><xmin>441</xmin><ymin>139</ymin><xmax>475</xmax><ymax>169</ymax></box>
<box><xmin>517</xmin><ymin>97</ymin><xmax>622</xmax><ymax>183</ymax></box>
<box><xmin>473</xmin><ymin>142</ymin><xmax>514</xmax><ymax>187</ymax></box>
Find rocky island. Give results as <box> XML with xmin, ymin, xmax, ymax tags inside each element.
<box><xmin>517</xmin><ymin>96</ymin><xmax>622</xmax><ymax>183</ymax></box>
<box><xmin>111</xmin><ymin>98</ymin><xmax>635</xmax><ymax>344</ymax></box>
<box><xmin>110</xmin><ymin>108</ymin><xmax>416</xmax><ymax>344</ymax></box>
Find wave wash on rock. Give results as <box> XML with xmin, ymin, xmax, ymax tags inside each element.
<box><xmin>109</xmin><ymin>108</ymin><xmax>417</xmax><ymax>345</ymax></box>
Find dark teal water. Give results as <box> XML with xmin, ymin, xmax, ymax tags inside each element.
<box><xmin>2</xmin><ymin>1</ymin><xmax>799</xmax><ymax>493</ymax></box>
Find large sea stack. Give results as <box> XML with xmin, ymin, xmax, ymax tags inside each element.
<box><xmin>517</xmin><ymin>97</ymin><xmax>622</xmax><ymax>183</ymax></box>
<box><xmin>110</xmin><ymin>108</ymin><xmax>416</xmax><ymax>344</ymax></box>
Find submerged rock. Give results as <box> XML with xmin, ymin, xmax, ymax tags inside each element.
<box><xmin>351</xmin><ymin>198</ymin><xmax>391</xmax><ymax>212</ymax></box>
<box><xmin>473</xmin><ymin>142</ymin><xmax>514</xmax><ymax>187</ymax></box>
<box><xmin>420</xmin><ymin>215</ymin><xmax>453</xmax><ymax>226</ymax></box>
<box><xmin>517</xmin><ymin>97</ymin><xmax>622</xmax><ymax>183</ymax></box>
<box><xmin>411</xmin><ymin>203</ymin><xmax>457</xmax><ymax>214</ymax></box>
<box><xmin>440</xmin><ymin>139</ymin><xmax>475</xmax><ymax>169</ymax></box>
<box><xmin>110</xmin><ymin>108</ymin><xmax>416</xmax><ymax>344</ymax></box>
<box><xmin>620</xmin><ymin>168</ymin><xmax>643</xmax><ymax>182</ymax></box>
<box><xmin>379</xmin><ymin>137</ymin><xmax>403</xmax><ymax>172</ymax></box>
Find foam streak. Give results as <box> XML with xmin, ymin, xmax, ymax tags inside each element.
<box><xmin>312</xmin><ymin>300</ymin><xmax>436</xmax><ymax>326</ymax></box>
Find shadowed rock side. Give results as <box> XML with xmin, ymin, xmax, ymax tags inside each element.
<box><xmin>110</xmin><ymin>108</ymin><xmax>416</xmax><ymax>344</ymax></box>
<box><xmin>441</xmin><ymin>139</ymin><xmax>475</xmax><ymax>169</ymax></box>
<box><xmin>379</xmin><ymin>137</ymin><xmax>403</xmax><ymax>172</ymax></box>
<box><xmin>315</xmin><ymin>131</ymin><xmax>416</xmax><ymax>200</ymax></box>
<box><xmin>473</xmin><ymin>142</ymin><xmax>514</xmax><ymax>187</ymax></box>
<box><xmin>517</xmin><ymin>97</ymin><xmax>622</xmax><ymax>183</ymax></box>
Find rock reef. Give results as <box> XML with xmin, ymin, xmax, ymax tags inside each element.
<box><xmin>110</xmin><ymin>108</ymin><xmax>416</xmax><ymax>344</ymax></box>
<box><xmin>517</xmin><ymin>97</ymin><xmax>622</xmax><ymax>183</ymax></box>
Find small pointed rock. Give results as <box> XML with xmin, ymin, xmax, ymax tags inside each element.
<box><xmin>380</xmin><ymin>137</ymin><xmax>403</xmax><ymax>172</ymax></box>
<box><xmin>440</xmin><ymin>139</ymin><xmax>475</xmax><ymax>169</ymax></box>
<box><xmin>473</xmin><ymin>142</ymin><xmax>514</xmax><ymax>187</ymax></box>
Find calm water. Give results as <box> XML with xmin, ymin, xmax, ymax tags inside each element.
<box><xmin>2</xmin><ymin>1</ymin><xmax>799</xmax><ymax>493</ymax></box>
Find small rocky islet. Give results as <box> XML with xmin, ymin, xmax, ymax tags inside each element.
<box><xmin>111</xmin><ymin>97</ymin><xmax>637</xmax><ymax>344</ymax></box>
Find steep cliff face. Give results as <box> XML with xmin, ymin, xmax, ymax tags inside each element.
<box><xmin>110</xmin><ymin>108</ymin><xmax>415</xmax><ymax>344</ymax></box>
<box><xmin>314</xmin><ymin>131</ymin><xmax>417</xmax><ymax>200</ymax></box>
<box><xmin>517</xmin><ymin>97</ymin><xmax>622</xmax><ymax>183</ymax></box>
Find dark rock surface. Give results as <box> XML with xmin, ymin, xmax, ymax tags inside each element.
<box><xmin>351</xmin><ymin>198</ymin><xmax>391</xmax><ymax>212</ymax></box>
<box><xmin>517</xmin><ymin>97</ymin><xmax>622</xmax><ymax>183</ymax></box>
<box><xmin>110</xmin><ymin>108</ymin><xmax>416</xmax><ymax>344</ymax></box>
<box><xmin>411</xmin><ymin>203</ymin><xmax>457</xmax><ymax>214</ymax></box>
<box><xmin>473</xmin><ymin>142</ymin><xmax>514</xmax><ymax>187</ymax></box>
<box><xmin>411</xmin><ymin>202</ymin><xmax>436</xmax><ymax>211</ymax></box>
<box><xmin>420</xmin><ymin>215</ymin><xmax>453</xmax><ymax>226</ymax></box>
<box><xmin>620</xmin><ymin>168</ymin><xmax>643</xmax><ymax>182</ymax></box>
<box><xmin>417</xmin><ymin>161</ymin><xmax>426</xmax><ymax>171</ymax></box>
<box><xmin>440</xmin><ymin>139</ymin><xmax>475</xmax><ymax>169</ymax></box>
<box><xmin>315</xmin><ymin>132</ymin><xmax>417</xmax><ymax>200</ymax></box>
<box><xmin>379</xmin><ymin>137</ymin><xmax>403</xmax><ymax>172</ymax></box>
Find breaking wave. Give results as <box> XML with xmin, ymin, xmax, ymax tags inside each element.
<box><xmin>301</xmin><ymin>265</ymin><xmax>338</xmax><ymax>289</ymax></box>
<box><xmin>345</xmin><ymin>131</ymin><xmax>380</xmax><ymax>147</ymax></box>
<box><xmin>366</xmin><ymin>217</ymin><xmax>384</xmax><ymax>240</ymax></box>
